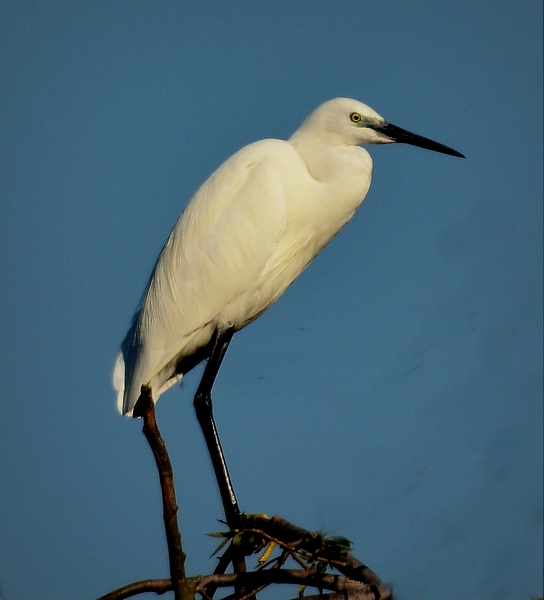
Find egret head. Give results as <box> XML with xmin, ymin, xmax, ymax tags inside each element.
<box><xmin>293</xmin><ymin>97</ymin><xmax>464</xmax><ymax>158</ymax></box>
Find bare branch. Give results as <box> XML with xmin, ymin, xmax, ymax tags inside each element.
<box><xmin>194</xmin><ymin>569</ymin><xmax>390</xmax><ymax>599</ymax></box>
<box><xmin>133</xmin><ymin>387</ymin><xmax>192</xmax><ymax>600</ymax></box>
<box><xmin>96</xmin><ymin>578</ymin><xmax>172</xmax><ymax>600</ymax></box>
<box><xmin>292</xmin><ymin>593</ymin><xmax>387</xmax><ymax>600</ymax></box>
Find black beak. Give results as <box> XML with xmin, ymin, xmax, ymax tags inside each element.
<box><xmin>375</xmin><ymin>122</ymin><xmax>465</xmax><ymax>158</ymax></box>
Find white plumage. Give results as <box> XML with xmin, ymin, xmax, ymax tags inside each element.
<box><xmin>115</xmin><ymin>97</ymin><xmax>462</xmax><ymax>416</ymax></box>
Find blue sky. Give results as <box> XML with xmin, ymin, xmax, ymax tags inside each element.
<box><xmin>0</xmin><ymin>2</ymin><xmax>542</xmax><ymax>599</ymax></box>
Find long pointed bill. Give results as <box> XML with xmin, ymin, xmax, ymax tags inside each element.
<box><xmin>375</xmin><ymin>122</ymin><xmax>465</xmax><ymax>158</ymax></box>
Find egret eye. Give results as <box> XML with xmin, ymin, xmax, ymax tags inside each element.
<box><xmin>350</xmin><ymin>112</ymin><xmax>362</xmax><ymax>123</ymax></box>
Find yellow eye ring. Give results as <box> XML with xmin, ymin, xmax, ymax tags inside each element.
<box><xmin>350</xmin><ymin>112</ymin><xmax>362</xmax><ymax>123</ymax></box>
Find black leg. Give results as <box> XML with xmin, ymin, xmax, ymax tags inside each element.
<box><xmin>193</xmin><ymin>326</ymin><xmax>240</xmax><ymax>527</ymax></box>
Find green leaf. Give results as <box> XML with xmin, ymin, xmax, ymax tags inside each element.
<box><xmin>207</xmin><ymin>530</ymin><xmax>232</xmax><ymax>538</ymax></box>
<box><xmin>209</xmin><ymin>536</ymin><xmax>231</xmax><ymax>557</ymax></box>
<box><xmin>327</xmin><ymin>535</ymin><xmax>353</xmax><ymax>554</ymax></box>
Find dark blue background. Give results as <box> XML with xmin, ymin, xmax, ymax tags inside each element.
<box><xmin>1</xmin><ymin>2</ymin><xmax>542</xmax><ymax>599</ymax></box>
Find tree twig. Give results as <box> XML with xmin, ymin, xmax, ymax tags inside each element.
<box><xmin>97</xmin><ymin>578</ymin><xmax>172</xmax><ymax>600</ymax></box>
<box><xmin>193</xmin><ymin>569</ymin><xmax>390</xmax><ymax>599</ymax></box>
<box><xmin>98</xmin><ymin>390</ymin><xmax>391</xmax><ymax>600</ymax></box>
<box><xmin>290</xmin><ymin>593</ymin><xmax>385</xmax><ymax>600</ymax></box>
<box><xmin>133</xmin><ymin>387</ymin><xmax>192</xmax><ymax>600</ymax></box>
<box><xmin>237</xmin><ymin>514</ymin><xmax>382</xmax><ymax>586</ymax></box>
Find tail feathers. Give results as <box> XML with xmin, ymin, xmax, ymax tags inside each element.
<box><xmin>113</xmin><ymin>350</ymin><xmax>184</xmax><ymax>417</ymax></box>
<box><xmin>113</xmin><ymin>352</ymin><xmax>131</xmax><ymax>415</ymax></box>
<box><xmin>113</xmin><ymin>350</ymin><xmax>142</xmax><ymax>417</ymax></box>
<box><xmin>113</xmin><ymin>351</ymin><xmax>143</xmax><ymax>416</ymax></box>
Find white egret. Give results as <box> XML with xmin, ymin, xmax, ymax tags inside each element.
<box><xmin>114</xmin><ymin>98</ymin><xmax>463</xmax><ymax>525</ymax></box>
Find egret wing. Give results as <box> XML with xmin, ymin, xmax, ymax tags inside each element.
<box><xmin>117</xmin><ymin>140</ymin><xmax>293</xmax><ymax>413</ymax></box>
